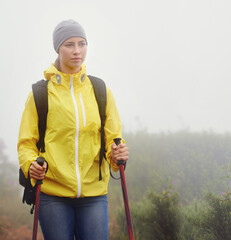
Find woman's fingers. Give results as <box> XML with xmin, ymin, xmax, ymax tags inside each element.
<box><xmin>29</xmin><ymin>161</ymin><xmax>47</xmax><ymax>180</ymax></box>
<box><xmin>111</xmin><ymin>143</ymin><xmax>129</xmax><ymax>163</ymax></box>
<box><xmin>30</xmin><ymin>171</ymin><xmax>46</xmax><ymax>180</ymax></box>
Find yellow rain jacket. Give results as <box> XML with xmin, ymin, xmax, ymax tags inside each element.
<box><xmin>18</xmin><ymin>64</ymin><xmax>123</xmax><ymax>198</ymax></box>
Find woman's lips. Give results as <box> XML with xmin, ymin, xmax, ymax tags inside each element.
<box><xmin>71</xmin><ymin>58</ymin><xmax>81</xmax><ymax>61</ymax></box>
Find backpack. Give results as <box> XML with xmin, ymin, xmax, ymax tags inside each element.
<box><xmin>19</xmin><ymin>75</ymin><xmax>108</xmax><ymax>213</ymax></box>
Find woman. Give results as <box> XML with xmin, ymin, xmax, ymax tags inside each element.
<box><xmin>18</xmin><ymin>19</ymin><xmax>129</xmax><ymax>240</ymax></box>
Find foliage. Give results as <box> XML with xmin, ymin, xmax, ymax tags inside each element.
<box><xmin>179</xmin><ymin>192</ymin><xmax>231</xmax><ymax>240</ymax></box>
<box><xmin>114</xmin><ymin>187</ymin><xmax>181</xmax><ymax>240</ymax></box>
<box><xmin>197</xmin><ymin>193</ymin><xmax>231</xmax><ymax>240</ymax></box>
<box><xmin>118</xmin><ymin>130</ymin><xmax>231</xmax><ymax>203</ymax></box>
<box><xmin>114</xmin><ymin>190</ymin><xmax>231</xmax><ymax>240</ymax></box>
<box><xmin>2</xmin><ymin>130</ymin><xmax>231</xmax><ymax>239</ymax></box>
<box><xmin>109</xmin><ymin>131</ymin><xmax>231</xmax><ymax>239</ymax></box>
<box><xmin>179</xmin><ymin>198</ymin><xmax>215</xmax><ymax>240</ymax></box>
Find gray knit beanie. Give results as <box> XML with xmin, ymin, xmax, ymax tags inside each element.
<box><xmin>53</xmin><ymin>19</ymin><xmax>87</xmax><ymax>53</ymax></box>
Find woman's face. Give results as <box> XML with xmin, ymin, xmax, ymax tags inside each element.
<box><xmin>58</xmin><ymin>37</ymin><xmax>87</xmax><ymax>74</ymax></box>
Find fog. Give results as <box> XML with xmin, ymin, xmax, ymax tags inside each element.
<box><xmin>1</xmin><ymin>0</ymin><xmax>231</xmax><ymax>162</ymax></box>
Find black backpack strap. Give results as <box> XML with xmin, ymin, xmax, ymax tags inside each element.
<box><xmin>88</xmin><ymin>75</ymin><xmax>107</xmax><ymax>181</ymax></box>
<box><xmin>32</xmin><ymin>80</ymin><xmax>48</xmax><ymax>153</ymax></box>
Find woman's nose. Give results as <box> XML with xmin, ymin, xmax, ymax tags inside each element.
<box><xmin>73</xmin><ymin>45</ymin><xmax>80</xmax><ymax>54</ymax></box>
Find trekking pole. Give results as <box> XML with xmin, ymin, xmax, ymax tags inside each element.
<box><xmin>114</xmin><ymin>138</ymin><xmax>135</xmax><ymax>240</ymax></box>
<box><xmin>32</xmin><ymin>157</ymin><xmax>46</xmax><ymax>240</ymax></box>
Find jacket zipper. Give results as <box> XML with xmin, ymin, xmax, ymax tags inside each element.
<box><xmin>79</xmin><ymin>93</ymin><xmax>86</xmax><ymax>127</ymax></box>
<box><xmin>70</xmin><ymin>75</ymin><xmax>81</xmax><ymax>198</ymax></box>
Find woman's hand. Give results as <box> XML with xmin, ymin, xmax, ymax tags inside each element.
<box><xmin>29</xmin><ymin>161</ymin><xmax>47</xmax><ymax>180</ymax></box>
<box><xmin>111</xmin><ymin>142</ymin><xmax>129</xmax><ymax>164</ymax></box>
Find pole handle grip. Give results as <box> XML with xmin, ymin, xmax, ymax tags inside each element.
<box><xmin>36</xmin><ymin>157</ymin><xmax>46</xmax><ymax>184</ymax></box>
<box><xmin>36</xmin><ymin>157</ymin><xmax>46</xmax><ymax>166</ymax></box>
<box><xmin>114</xmin><ymin>137</ymin><xmax>122</xmax><ymax>146</ymax></box>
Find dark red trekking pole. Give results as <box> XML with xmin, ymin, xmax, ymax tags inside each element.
<box><xmin>32</xmin><ymin>157</ymin><xmax>46</xmax><ymax>240</ymax></box>
<box><xmin>114</xmin><ymin>138</ymin><xmax>135</xmax><ymax>240</ymax></box>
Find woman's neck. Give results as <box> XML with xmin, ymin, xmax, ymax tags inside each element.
<box><xmin>54</xmin><ymin>58</ymin><xmax>81</xmax><ymax>74</ymax></box>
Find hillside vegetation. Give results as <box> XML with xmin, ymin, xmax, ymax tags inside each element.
<box><xmin>1</xmin><ymin>131</ymin><xmax>231</xmax><ymax>239</ymax></box>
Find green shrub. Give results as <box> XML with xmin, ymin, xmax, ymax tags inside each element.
<box><xmin>115</xmin><ymin>189</ymin><xmax>180</xmax><ymax>240</ymax></box>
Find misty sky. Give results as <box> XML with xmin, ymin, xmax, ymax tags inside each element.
<box><xmin>1</xmin><ymin>0</ymin><xmax>231</xmax><ymax>162</ymax></box>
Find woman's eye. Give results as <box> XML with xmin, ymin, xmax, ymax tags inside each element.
<box><xmin>65</xmin><ymin>43</ymin><xmax>73</xmax><ymax>47</ymax></box>
<box><xmin>79</xmin><ymin>42</ymin><xmax>86</xmax><ymax>47</ymax></box>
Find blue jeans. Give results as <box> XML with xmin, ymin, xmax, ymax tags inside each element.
<box><xmin>39</xmin><ymin>193</ymin><xmax>109</xmax><ymax>240</ymax></box>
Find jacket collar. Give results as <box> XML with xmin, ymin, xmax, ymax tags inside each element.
<box><xmin>44</xmin><ymin>64</ymin><xmax>87</xmax><ymax>88</ymax></box>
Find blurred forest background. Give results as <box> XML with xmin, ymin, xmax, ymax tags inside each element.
<box><xmin>1</xmin><ymin>130</ymin><xmax>231</xmax><ymax>239</ymax></box>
